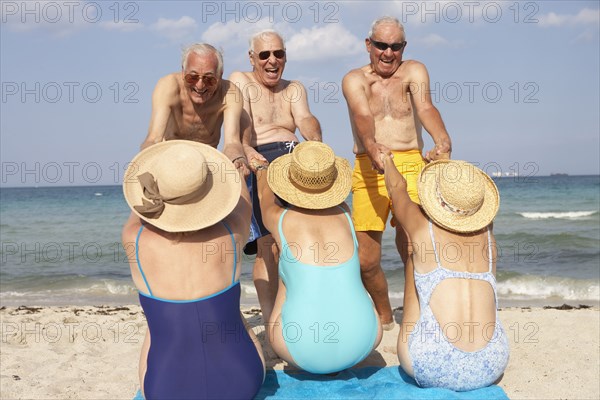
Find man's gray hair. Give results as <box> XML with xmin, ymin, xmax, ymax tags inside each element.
<box><xmin>249</xmin><ymin>29</ymin><xmax>285</xmax><ymax>52</ymax></box>
<box><xmin>181</xmin><ymin>43</ymin><xmax>223</xmax><ymax>76</ymax></box>
<box><xmin>368</xmin><ymin>16</ymin><xmax>406</xmax><ymax>39</ymax></box>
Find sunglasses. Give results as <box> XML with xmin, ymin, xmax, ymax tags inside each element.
<box><xmin>184</xmin><ymin>73</ymin><xmax>218</xmax><ymax>86</ymax></box>
<box><xmin>369</xmin><ymin>38</ymin><xmax>407</xmax><ymax>52</ymax></box>
<box><xmin>254</xmin><ymin>49</ymin><xmax>286</xmax><ymax>60</ymax></box>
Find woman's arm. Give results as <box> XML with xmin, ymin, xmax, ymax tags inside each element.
<box><xmin>255</xmin><ymin>167</ymin><xmax>282</xmax><ymax>235</ymax></box>
<box><xmin>382</xmin><ymin>155</ymin><xmax>423</xmax><ymax>237</ymax></box>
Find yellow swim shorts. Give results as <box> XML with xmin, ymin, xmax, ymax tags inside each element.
<box><xmin>351</xmin><ymin>149</ymin><xmax>426</xmax><ymax>232</ymax></box>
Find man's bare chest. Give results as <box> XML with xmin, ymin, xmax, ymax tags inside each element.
<box><xmin>171</xmin><ymin>106</ymin><xmax>222</xmax><ymax>140</ymax></box>
<box><xmin>368</xmin><ymin>82</ymin><xmax>414</xmax><ymax>119</ymax></box>
<box><xmin>250</xmin><ymin>94</ymin><xmax>293</xmax><ymax>126</ymax></box>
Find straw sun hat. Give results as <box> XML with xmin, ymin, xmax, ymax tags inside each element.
<box><xmin>123</xmin><ymin>140</ymin><xmax>241</xmax><ymax>232</ymax></box>
<box><xmin>267</xmin><ymin>141</ymin><xmax>352</xmax><ymax>209</ymax></box>
<box><xmin>417</xmin><ymin>160</ymin><xmax>499</xmax><ymax>233</ymax></box>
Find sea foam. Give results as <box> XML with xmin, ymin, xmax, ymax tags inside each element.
<box><xmin>518</xmin><ymin>211</ymin><xmax>597</xmax><ymax>219</ymax></box>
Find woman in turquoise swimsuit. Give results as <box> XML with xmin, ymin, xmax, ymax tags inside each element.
<box><xmin>255</xmin><ymin>141</ymin><xmax>383</xmax><ymax>374</ymax></box>
<box><xmin>382</xmin><ymin>155</ymin><xmax>509</xmax><ymax>391</ymax></box>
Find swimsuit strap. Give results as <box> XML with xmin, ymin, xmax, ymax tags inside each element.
<box><xmin>486</xmin><ymin>226</ymin><xmax>493</xmax><ymax>273</ymax></box>
<box><xmin>428</xmin><ymin>220</ymin><xmax>442</xmax><ymax>268</ymax></box>
<box><xmin>135</xmin><ymin>225</ymin><xmax>153</xmax><ymax>296</ymax></box>
<box><xmin>221</xmin><ymin>220</ymin><xmax>237</xmax><ymax>284</ymax></box>
<box><xmin>337</xmin><ymin>205</ymin><xmax>358</xmax><ymax>248</ymax></box>
<box><xmin>277</xmin><ymin>208</ymin><xmax>290</xmax><ymax>249</ymax></box>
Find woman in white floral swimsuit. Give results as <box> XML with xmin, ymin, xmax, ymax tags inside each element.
<box><xmin>382</xmin><ymin>156</ymin><xmax>509</xmax><ymax>391</ymax></box>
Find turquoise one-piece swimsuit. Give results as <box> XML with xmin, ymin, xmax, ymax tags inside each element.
<box><xmin>278</xmin><ymin>207</ymin><xmax>378</xmax><ymax>374</ymax></box>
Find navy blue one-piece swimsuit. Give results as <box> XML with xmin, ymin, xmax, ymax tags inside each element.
<box><xmin>135</xmin><ymin>223</ymin><xmax>264</xmax><ymax>399</ymax></box>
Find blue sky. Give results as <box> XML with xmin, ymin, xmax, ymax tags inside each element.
<box><xmin>1</xmin><ymin>1</ymin><xmax>599</xmax><ymax>186</ymax></box>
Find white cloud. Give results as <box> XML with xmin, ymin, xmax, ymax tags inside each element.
<box><xmin>201</xmin><ymin>19</ymin><xmax>294</xmax><ymax>49</ymax></box>
<box><xmin>150</xmin><ymin>16</ymin><xmax>197</xmax><ymax>42</ymax></box>
<box><xmin>538</xmin><ymin>8</ymin><xmax>599</xmax><ymax>27</ymax></box>
<box><xmin>285</xmin><ymin>24</ymin><xmax>363</xmax><ymax>61</ymax></box>
<box><xmin>201</xmin><ymin>19</ymin><xmax>272</xmax><ymax>47</ymax></box>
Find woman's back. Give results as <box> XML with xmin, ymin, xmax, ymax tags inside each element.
<box><xmin>126</xmin><ymin>220</ymin><xmax>240</xmax><ymax>300</ymax></box>
<box><xmin>411</xmin><ymin>222</ymin><xmax>498</xmax><ymax>352</ymax></box>
<box><xmin>277</xmin><ymin>207</ymin><xmax>355</xmax><ymax>266</ymax></box>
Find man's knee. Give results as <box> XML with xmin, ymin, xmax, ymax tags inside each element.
<box><xmin>360</xmin><ymin>252</ymin><xmax>383</xmax><ymax>277</ymax></box>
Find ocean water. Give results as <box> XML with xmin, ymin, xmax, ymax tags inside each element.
<box><xmin>1</xmin><ymin>175</ymin><xmax>599</xmax><ymax>308</ymax></box>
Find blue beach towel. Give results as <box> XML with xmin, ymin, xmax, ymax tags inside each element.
<box><xmin>255</xmin><ymin>366</ymin><xmax>508</xmax><ymax>400</ymax></box>
<box><xmin>133</xmin><ymin>366</ymin><xmax>508</xmax><ymax>399</ymax></box>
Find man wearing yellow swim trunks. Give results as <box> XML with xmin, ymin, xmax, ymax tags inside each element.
<box><xmin>342</xmin><ymin>17</ymin><xmax>452</xmax><ymax>328</ymax></box>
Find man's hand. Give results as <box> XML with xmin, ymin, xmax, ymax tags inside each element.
<box><xmin>367</xmin><ymin>143</ymin><xmax>392</xmax><ymax>173</ymax></box>
<box><xmin>242</xmin><ymin>148</ymin><xmax>268</xmax><ymax>173</ymax></box>
<box><xmin>425</xmin><ymin>141</ymin><xmax>451</xmax><ymax>162</ymax></box>
<box><xmin>232</xmin><ymin>156</ymin><xmax>251</xmax><ymax>178</ymax></box>
<box><xmin>248</xmin><ymin>153</ymin><xmax>269</xmax><ymax>173</ymax></box>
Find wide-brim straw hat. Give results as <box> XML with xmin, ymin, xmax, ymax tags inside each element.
<box><xmin>417</xmin><ymin>159</ymin><xmax>499</xmax><ymax>233</ymax></box>
<box><xmin>267</xmin><ymin>141</ymin><xmax>352</xmax><ymax>209</ymax></box>
<box><xmin>123</xmin><ymin>140</ymin><xmax>241</xmax><ymax>232</ymax></box>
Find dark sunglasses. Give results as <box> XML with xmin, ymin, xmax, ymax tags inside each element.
<box><xmin>184</xmin><ymin>73</ymin><xmax>218</xmax><ymax>86</ymax></box>
<box><xmin>369</xmin><ymin>38</ymin><xmax>407</xmax><ymax>52</ymax></box>
<box><xmin>254</xmin><ymin>49</ymin><xmax>286</xmax><ymax>60</ymax></box>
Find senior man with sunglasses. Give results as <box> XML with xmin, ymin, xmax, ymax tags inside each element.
<box><xmin>228</xmin><ymin>29</ymin><xmax>322</xmax><ymax>329</ymax></box>
<box><xmin>342</xmin><ymin>17</ymin><xmax>452</xmax><ymax>329</ymax></box>
<box><xmin>140</xmin><ymin>43</ymin><xmax>248</xmax><ymax>173</ymax></box>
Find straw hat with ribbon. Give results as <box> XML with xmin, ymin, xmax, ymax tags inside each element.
<box><xmin>267</xmin><ymin>141</ymin><xmax>352</xmax><ymax>210</ymax></box>
<box><xmin>417</xmin><ymin>160</ymin><xmax>499</xmax><ymax>233</ymax></box>
<box><xmin>123</xmin><ymin>140</ymin><xmax>241</xmax><ymax>232</ymax></box>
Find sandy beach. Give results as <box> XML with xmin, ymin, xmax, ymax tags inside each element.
<box><xmin>1</xmin><ymin>304</ymin><xmax>598</xmax><ymax>400</ymax></box>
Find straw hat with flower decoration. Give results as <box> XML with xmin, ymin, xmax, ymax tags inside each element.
<box><xmin>123</xmin><ymin>140</ymin><xmax>241</xmax><ymax>232</ymax></box>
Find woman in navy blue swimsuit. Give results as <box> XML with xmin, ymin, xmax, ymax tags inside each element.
<box><xmin>122</xmin><ymin>141</ymin><xmax>265</xmax><ymax>399</ymax></box>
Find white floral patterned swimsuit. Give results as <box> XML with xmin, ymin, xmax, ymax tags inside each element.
<box><xmin>408</xmin><ymin>221</ymin><xmax>510</xmax><ymax>391</ymax></box>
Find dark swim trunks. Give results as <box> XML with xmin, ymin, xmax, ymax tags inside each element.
<box><xmin>244</xmin><ymin>141</ymin><xmax>297</xmax><ymax>255</ymax></box>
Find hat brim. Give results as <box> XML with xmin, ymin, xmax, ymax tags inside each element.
<box><xmin>417</xmin><ymin>160</ymin><xmax>499</xmax><ymax>233</ymax></box>
<box><xmin>123</xmin><ymin>140</ymin><xmax>241</xmax><ymax>232</ymax></box>
<box><xmin>267</xmin><ymin>154</ymin><xmax>352</xmax><ymax>209</ymax></box>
